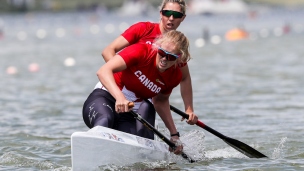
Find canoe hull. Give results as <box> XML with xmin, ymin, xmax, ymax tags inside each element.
<box><xmin>71</xmin><ymin>126</ymin><xmax>169</xmax><ymax>171</ymax></box>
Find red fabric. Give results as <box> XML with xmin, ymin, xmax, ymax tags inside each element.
<box><xmin>122</xmin><ymin>22</ymin><xmax>161</xmax><ymax>45</ymax></box>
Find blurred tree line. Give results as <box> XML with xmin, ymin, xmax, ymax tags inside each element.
<box><xmin>1</xmin><ymin>0</ymin><xmax>304</xmax><ymax>13</ymax></box>
<box><xmin>0</xmin><ymin>0</ymin><xmax>162</xmax><ymax>12</ymax></box>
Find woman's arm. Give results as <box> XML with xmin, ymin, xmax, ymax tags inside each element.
<box><xmin>152</xmin><ymin>93</ymin><xmax>178</xmax><ymax>135</ymax></box>
<box><xmin>97</xmin><ymin>55</ymin><xmax>130</xmax><ymax>112</ymax></box>
<box><xmin>180</xmin><ymin>65</ymin><xmax>198</xmax><ymax>124</ymax></box>
<box><xmin>101</xmin><ymin>35</ymin><xmax>130</xmax><ymax>62</ymax></box>
<box><xmin>153</xmin><ymin>93</ymin><xmax>183</xmax><ymax>154</ymax></box>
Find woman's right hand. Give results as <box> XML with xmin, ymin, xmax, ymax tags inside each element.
<box><xmin>115</xmin><ymin>100</ymin><xmax>133</xmax><ymax>113</ymax></box>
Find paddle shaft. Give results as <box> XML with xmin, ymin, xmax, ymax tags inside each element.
<box><xmin>128</xmin><ymin>103</ymin><xmax>195</xmax><ymax>163</ymax></box>
<box><xmin>170</xmin><ymin>105</ymin><xmax>226</xmax><ymax>139</ymax></box>
<box><xmin>129</xmin><ymin>110</ymin><xmax>195</xmax><ymax>163</ymax></box>
<box><xmin>129</xmin><ymin>112</ymin><xmax>174</xmax><ymax>147</ymax></box>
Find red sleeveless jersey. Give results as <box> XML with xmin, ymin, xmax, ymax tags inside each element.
<box><xmin>114</xmin><ymin>43</ymin><xmax>182</xmax><ymax>99</ymax></box>
<box><xmin>122</xmin><ymin>22</ymin><xmax>161</xmax><ymax>45</ymax></box>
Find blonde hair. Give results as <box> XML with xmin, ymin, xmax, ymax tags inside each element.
<box><xmin>154</xmin><ymin>30</ymin><xmax>191</xmax><ymax>63</ymax></box>
<box><xmin>160</xmin><ymin>0</ymin><xmax>187</xmax><ymax>15</ymax></box>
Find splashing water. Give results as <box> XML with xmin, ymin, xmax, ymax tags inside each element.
<box><xmin>181</xmin><ymin>130</ymin><xmax>206</xmax><ymax>161</ymax></box>
<box><xmin>156</xmin><ymin>128</ymin><xmax>206</xmax><ymax>162</ymax></box>
<box><xmin>271</xmin><ymin>137</ymin><xmax>287</xmax><ymax>159</ymax></box>
<box><xmin>204</xmin><ymin>146</ymin><xmax>247</xmax><ymax>159</ymax></box>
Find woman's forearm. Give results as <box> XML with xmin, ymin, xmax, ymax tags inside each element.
<box><xmin>153</xmin><ymin>96</ymin><xmax>178</xmax><ymax>134</ymax></box>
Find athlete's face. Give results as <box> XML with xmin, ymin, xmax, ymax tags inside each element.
<box><xmin>156</xmin><ymin>42</ymin><xmax>179</xmax><ymax>72</ymax></box>
<box><xmin>160</xmin><ymin>2</ymin><xmax>186</xmax><ymax>32</ymax></box>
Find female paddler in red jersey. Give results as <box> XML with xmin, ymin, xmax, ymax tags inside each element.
<box><xmin>83</xmin><ymin>30</ymin><xmax>195</xmax><ymax>155</ymax></box>
<box><xmin>95</xmin><ymin>0</ymin><xmax>198</xmax><ymax>139</ymax></box>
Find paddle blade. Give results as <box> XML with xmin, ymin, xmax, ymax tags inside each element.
<box><xmin>169</xmin><ymin>105</ymin><xmax>267</xmax><ymax>158</ymax></box>
<box><xmin>223</xmin><ymin>137</ymin><xmax>267</xmax><ymax>158</ymax></box>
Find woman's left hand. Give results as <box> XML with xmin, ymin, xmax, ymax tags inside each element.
<box><xmin>181</xmin><ymin>112</ymin><xmax>198</xmax><ymax>125</ymax></box>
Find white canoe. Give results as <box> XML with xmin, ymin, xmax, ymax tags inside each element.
<box><xmin>71</xmin><ymin>126</ymin><xmax>169</xmax><ymax>171</ymax></box>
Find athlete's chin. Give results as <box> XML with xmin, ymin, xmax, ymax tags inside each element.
<box><xmin>166</xmin><ymin>25</ymin><xmax>176</xmax><ymax>30</ymax></box>
<box><xmin>157</xmin><ymin>65</ymin><xmax>167</xmax><ymax>72</ymax></box>
<box><xmin>166</xmin><ymin>27</ymin><xmax>175</xmax><ymax>31</ymax></box>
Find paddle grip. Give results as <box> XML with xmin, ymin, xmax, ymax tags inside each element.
<box><xmin>170</xmin><ymin>105</ymin><xmax>206</xmax><ymax>127</ymax></box>
<box><xmin>128</xmin><ymin>102</ymin><xmax>134</xmax><ymax>108</ymax></box>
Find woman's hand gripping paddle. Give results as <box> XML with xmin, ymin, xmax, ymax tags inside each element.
<box><xmin>128</xmin><ymin>102</ymin><xmax>196</xmax><ymax>163</ymax></box>
<box><xmin>169</xmin><ymin>105</ymin><xmax>268</xmax><ymax>158</ymax></box>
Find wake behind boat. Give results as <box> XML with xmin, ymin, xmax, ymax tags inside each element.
<box><xmin>71</xmin><ymin>126</ymin><xmax>169</xmax><ymax>171</ymax></box>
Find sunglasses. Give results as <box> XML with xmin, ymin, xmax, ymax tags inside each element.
<box><xmin>161</xmin><ymin>10</ymin><xmax>184</xmax><ymax>19</ymax></box>
<box><xmin>158</xmin><ymin>47</ymin><xmax>180</xmax><ymax>61</ymax></box>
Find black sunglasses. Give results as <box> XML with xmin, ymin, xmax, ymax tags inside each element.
<box><xmin>161</xmin><ymin>10</ymin><xmax>184</xmax><ymax>19</ymax></box>
<box><xmin>158</xmin><ymin>47</ymin><xmax>180</xmax><ymax>61</ymax></box>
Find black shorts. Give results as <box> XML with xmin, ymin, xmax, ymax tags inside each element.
<box><xmin>82</xmin><ymin>88</ymin><xmax>156</xmax><ymax>139</ymax></box>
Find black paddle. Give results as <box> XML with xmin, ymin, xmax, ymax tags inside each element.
<box><xmin>169</xmin><ymin>105</ymin><xmax>268</xmax><ymax>158</ymax></box>
<box><xmin>128</xmin><ymin>103</ymin><xmax>195</xmax><ymax>163</ymax></box>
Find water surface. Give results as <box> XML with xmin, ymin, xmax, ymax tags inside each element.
<box><xmin>0</xmin><ymin>7</ymin><xmax>304</xmax><ymax>171</ymax></box>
